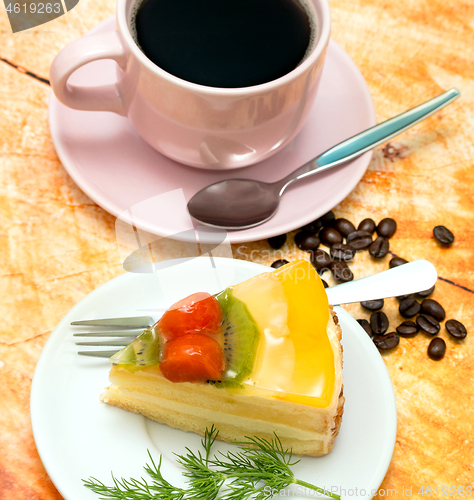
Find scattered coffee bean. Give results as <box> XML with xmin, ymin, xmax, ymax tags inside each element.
<box><xmin>416</xmin><ymin>285</ymin><xmax>435</xmax><ymax>298</ymax></box>
<box><xmin>358</xmin><ymin>218</ymin><xmax>376</xmax><ymax>234</ymax></box>
<box><xmin>357</xmin><ymin>319</ymin><xmax>373</xmax><ymax>337</ymax></box>
<box><xmin>377</xmin><ymin>218</ymin><xmax>397</xmax><ymax>238</ymax></box>
<box><xmin>396</xmin><ymin>320</ymin><xmax>419</xmax><ymax>337</ymax></box>
<box><xmin>370</xmin><ymin>311</ymin><xmax>389</xmax><ymax>335</ymax></box>
<box><xmin>334</xmin><ymin>218</ymin><xmax>356</xmax><ymax>238</ymax></box>
<box><xmin>361</xmin><ymin>299</ymin><xmax>384</xmax><ymax>311</ymax></box>
<box><xmin>374</xmin><ymin>332</ymin><xmax>400</xmax><ymax>350</ymax></box>
<box><xmin>330</xmin><ymin>261</ymin><xmax>353</xmax><ymax>283</ymax></box>
<box><xmin>416</xmin><ymin>314</ymin><xmax>440</xmax><ymax>335</ymax></box>
<box><xmin>320</xmin><ymin>227</ymin><xmax>343</xmax><ymax>246</ymax></box>
<box><xmin>445</xmin><ymin>319</ymin><xmax>467</xmax><ymax>340</ymax></box>
<box><xmin>420</xmin><ymin>299</ymin><xmax>446</xmax><ymax>322</ymax></box>
<box><xmin>300</xmin><ymin>219</ymin><xmax>322</xmax><ymax>233</ymax></box>
<box><xmin>389</xmin><ymin>257</ymin><xmax>408</xmax><ymax>268</ymax></box>
<box><xmin>433</xmin><ymin>225</ymin><xmax>454</xmax><ymax>245</ymax></box>
<box><xmin>330</xmin><ymin>243</ymin><xmax>355</xmax><ymax>261</ymax></box>
<box><xmin>346</xmin><ymin>230</ymin><xmax>373</xmax><ymax>250</ymax></box>
<box><xmin>319</xmin><ymin>211</ymin><xmax>336</xmax><ymax>228</ymax></box>
<box><xmin>321</xmin><ymin>279</ymin><xmax>329</xmax><ymax>289</ymax></box>
<box><xmin>428</xmin><ymin>337</ymin><xmax>446</xmax><ymax>360</ymax></box>
<box><xmin>310</xmin><ymin>249</ymin><xmax>332</xmax><ymax>274</ymax></box>
<box><xmin>399</xmin><ymin>298</ymin><xmax>421</xmax><ymax>318</ymax></box>
<box><xmin>294</xmin><ymin>231</ymin><xmax>320</xmax><ymax>251</ymax></box>
<box><xmin>369</xmin><ymin>236</ymin><xmax>390</xmax><ymax>258</ymax></box>
<box><xmin>271</xmin><ymin>259</ymin><xmax>289</xmax><ymax>269</ymax></box>
<box><xmin>268</xmin><ymin>234</ymin><xmax>287</xmax><ymax>249</ymax></box>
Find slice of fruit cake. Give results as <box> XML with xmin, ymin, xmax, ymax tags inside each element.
<box><xmin>100</xmin><ymin>260</ymin><xmax>344</xmax><ymax>456</ymax></box>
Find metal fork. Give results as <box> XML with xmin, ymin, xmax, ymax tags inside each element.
<box><xmin>72</xmin><ymin>259</ymin><xmax>437</xmax><ymax>358</ymax></box>
<box><xmin>72</xmin><ymin>316</ymin><xmax>154</xmax><ymax>358</ymax></box>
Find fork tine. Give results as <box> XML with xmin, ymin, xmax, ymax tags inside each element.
<box><xmin>73</xmin><ymin>331</ymin><xmax>144</xmax><ymax>337</ymax></box>
<box><xmin>78</xmin><ymin>350</ymin><xmax>118</xmax><ymax>358</ymax></box>
<box><xmin>71</xmin><ymin>316</ymin><xmax>153</xmax><ymax>328</ymax></box>
<box><xmin>75</xmin><ymin>340</ymin><xmax>134</xmax><ymax>347</ymax></box>
<box><xmin>73</xmin><ymin>316</ymin><xmax>153</xmax><ymax>358</ymax></box>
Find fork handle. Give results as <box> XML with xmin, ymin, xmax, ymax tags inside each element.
<box><xmin>326</xmin><ymin>260</ymin><xmax>437</xmax><ymax>305</ymax></box>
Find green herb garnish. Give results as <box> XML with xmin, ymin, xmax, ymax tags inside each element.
<box><xmin>83</xmin><ymin>426</ymin><xmax>340</xmax><ymax>500</ymax></box>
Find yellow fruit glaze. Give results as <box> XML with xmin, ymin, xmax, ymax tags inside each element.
<box><xmin>232</xmin><ymin>260</ymin><xmax>333</xmax><ymax>408</ymax></box>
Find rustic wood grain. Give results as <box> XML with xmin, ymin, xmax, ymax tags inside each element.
<box><xmin>1</xmin><ymin>0</ymin><xmax>473</xmax><ymax>498</ymax></box>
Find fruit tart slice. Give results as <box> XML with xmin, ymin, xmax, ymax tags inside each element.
<box><xmin>100</xmin><ymin>260</ymin><xmax>344</xmax><ymax>456</ymax></box>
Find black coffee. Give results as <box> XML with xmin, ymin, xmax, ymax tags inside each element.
<box><xmin>133</xmin><ymin>0</ymin><xmax>313</xmax><ymax>88</ymax></box>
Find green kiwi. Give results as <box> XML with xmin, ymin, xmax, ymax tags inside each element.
<box><xmin>110</xmin><ymin>327</ymin><xmax>161</xmax><ymax>371</ymax></box>
<box><xmin>215</xmin><ymin>289</ymin><xmax>261</xmax><ymax>383</ymax></box>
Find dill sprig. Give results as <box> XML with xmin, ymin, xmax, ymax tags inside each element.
<box><xmin>83</xmin><ymin>426</ymin><xmax>340</xmax><ymax>500</ymax></box>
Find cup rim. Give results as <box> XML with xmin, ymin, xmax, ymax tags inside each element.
<box><xmin>117</xmin><ymin>0</ymin><xmax>331</xmax><ymax>96</ymax></box>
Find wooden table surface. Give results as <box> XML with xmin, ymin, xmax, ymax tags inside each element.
<box><xmin>1</xmin><ymin>0</ymin><xmax>473</xmax><ymax>498</ymax></box>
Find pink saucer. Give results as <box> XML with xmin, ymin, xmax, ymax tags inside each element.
<box><xmin>49</xmin><ymin>16</ymin><xmax>375</xmax><ymax>244</ymax></box>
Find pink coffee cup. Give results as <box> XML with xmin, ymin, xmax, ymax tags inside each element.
<box><xmin>50</xmin><ymin>0</ymin><xmax>331</xmax><ymax>170</ymax></box>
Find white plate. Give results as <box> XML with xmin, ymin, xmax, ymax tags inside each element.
<box><xmin>31</xmin><ymin>258</ymin><xmax>396</xmax><ymax>499</ymax></box>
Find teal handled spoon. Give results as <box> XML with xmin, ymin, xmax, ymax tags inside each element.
<box><xmin>187</xmin><ymin>88</ymin><xmax>460</xmax><ymax>229</ymax></box>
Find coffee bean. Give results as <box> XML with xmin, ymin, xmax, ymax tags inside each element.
<box><xmin>396</xmin><ymin>320</ymin><xmax>418</xmax><ymax>337</ymax></box>
<box><xmin>319</xmin><ymin>211</ymin><xmax>336</xmax><ymax>228</ymax></box>
<box><xmin>346</xmin><ymin>230</ymin><xmax>373</xmax><ymax>250</ymax></box>
<box><xmin>310</xmin><ymin>249</ymin><xmax>332</xmax><ymax>274</ymax></box>
<box><xmin>268</xmin><ymin>234</ymin><xmax>286</xmax><ymax>249</ymax></box>
<box><xmin>377</xmin><ymin>218</ymin><xmax>397</xmax><ymax>238</ymax></box>
<box><xmin>334</xmin><ymin>218</ymin><xmax>356</xmax><ymax>237</ymax></box>
<box><xmin>420</xmin><ymin>299</ymin><xmax>446</xmax><ymax>322</ymax></box>
<box><xmin>330</xmin><ymin>243</ymin><xmax>355</xmax><ymax>261</ymax></box>
<box><xmin>445</xmin><ymin>319</ymin><xmax>467</xmax><ymax>340</ymax></box>
<box><xmin>357</xmin><ymin>319</ymin><xmax>373</xmax><ymax>337</ymax></box>
<box><xmin>433</xmin><ymin>225</ymin><xmax>454</xmax><ymax>245</ymax></box>
<box><xmin>416</xmin><ymin>285</ymin><xmax>435</xmax><ymax>298</ymax></box>
<box><xmin>271</xmin><ymin>259</ymin><xmax>289</xmax><ymax>269</ymax></box>
<box><xmin>374</xmin><ymin>332</ymin><xmax>400</xmax><ymax>350</ymax></box>
<box><xmin>416</xmin><ymin>314</ymin><xmax>440</xmax><ymax>335</ymax></box>
<box><xmin>389</xmin><ymin>257</ymin><xmax>408</xmax><ymax>268</ymax></box>
<box><xmin>399</xmin><ymin>298</ymin><xmax>421</xmax><ymax>318</ymax></box>
<box><xmin>370</xmin><ymin>311</ymin><xmax>389</xmax><ymax>335</ymax></box>
<box><xmin>369</xmin><ymin>236</ymin><xmax>390</xmax><ymax>258</ymax></box>
<box><xmin>294</xmin><ymin>231</ymin><xmax>320</xmax><ymax>251</ymax></box>
<box><xmin>330</xmin><ymin>261</ymin><xmax>353</xmax><ymax>283</ymax></box>
<box><xmin>321</xmin><ymin>279</ymin><xmax>329</xmax><ymax>289</ymax></box>
<box><xmin>319</xmin><ymin>210</ymin><xmax>336</xmax><ymax>227</ymax></box>
<box><xmin>320</xmin><ymin>227</ymin><xmax>343</xmax><ymax>246</ymax></box>
<box><xmin>396</xmin><ymin>294</ymin><xmax>412</xmax><ymax>301</ymax></box>
<box><xmin>361</xmin><ymin>299</ymin><xmax>384</xmax><ymax>311</ymax></box>
<box><xmin>358</xmin><ymin>218</ymin><xmax>376</xmax><ymax>234</ymax></box>
<box><xmin>428</xmin><ymin>337</ymin><xmax>446</xmax><ymax>360</ymax></box>
<box><xmin>300</xmin><ymin>219</ymin><xmax>322</xmax><ymax>233</ymax></box>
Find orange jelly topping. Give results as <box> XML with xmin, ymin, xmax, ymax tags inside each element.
<box><xmin>232</xmin><ymin>260</ymin><xmax>334</xmax><ymax>408</ymax></box>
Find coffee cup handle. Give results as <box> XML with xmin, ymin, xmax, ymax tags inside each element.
<box><xmin>50</xmin><ymin>31</ymin><xmax>127</xmax><ymax>115</ymax></box>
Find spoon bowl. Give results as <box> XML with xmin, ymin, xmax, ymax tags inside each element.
<box><xmin>187</xmin><ymin>179</ymin><xmax>280</xmax><ymax>229</ymax></box>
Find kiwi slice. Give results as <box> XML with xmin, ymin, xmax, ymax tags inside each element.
<box><xmin>216</xmin><ymin>289</ymin><xmax>261</xmax><ymax>383</ymax></box>
<box><xmin>110</xmin><ymin>327</ymin><xmax>161</xmax><ymax>371</ymax></box>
